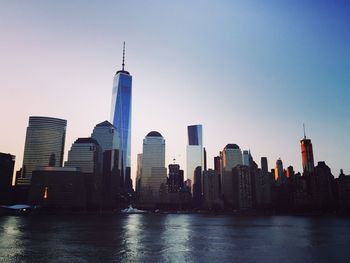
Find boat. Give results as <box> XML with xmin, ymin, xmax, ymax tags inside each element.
<box><xmin>121</xmin><ymin>205</ymin><xmax>148</xmax><ymax>214</ymax></box>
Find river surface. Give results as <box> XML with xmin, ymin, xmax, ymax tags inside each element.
<box><xmin>0</xmin><ymin>214</ymin><xmax>350</xmax><ymax>262</ymax></box>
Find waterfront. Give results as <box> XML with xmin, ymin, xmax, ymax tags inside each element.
<box><xmin>1</xmin><ymin>214</ymin><xmax>350</xmax><ymax>262</ymax></box>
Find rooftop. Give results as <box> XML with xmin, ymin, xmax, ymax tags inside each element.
<box><xmin>147</xmin><ymin>131</ymin><xmax>163</xmax><ymax>137</ymax></box>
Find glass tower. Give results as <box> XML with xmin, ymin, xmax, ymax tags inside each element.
<box><xmin>19</xmin><ymin>116</ymin><xmax>67</xmax><ymax>185</ymax></box>
<box><xmin>110</xmin><ymin>43</ymin><xmax>132</xmax><ymax>190</ymax></box>
<box><xmin>186</xmin><ymin>124</ymin><xmax>203</xmax><ymax>193</ymax></box>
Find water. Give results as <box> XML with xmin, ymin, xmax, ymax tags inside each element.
<box><xmin>1</xmin><ymin>214</ymin><xmax>350</xmax><ymax>262</ymax></box>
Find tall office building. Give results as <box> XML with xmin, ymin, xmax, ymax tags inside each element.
<box><xmin>203</xmin><ymin>169</ymin><xmax>221</xmax><ymax>209</ymax></box>
<box><xmin>65</xmin><ymin>137</ymin><xmax>103</xmax><ymax>206</ymax></box>
<box><xmin>110</xmin><ymin>42</ymin><xmax>132</xmax><ymax>191</ymax></box>
<box><xmin>65</xmin><ymin>138</ymin><xmax>102</xmax><ymax>174</ymax></box>
<box><xmin>91</xmin><ymin>121</ymin><xmax>121</xmax><ymax>206</ymax></box>
<box><xmin>186</xmin><ymin>124</ymin><xmax>203</xmax><ymax>192</ymax></box>
<box><xmin>232</xmin><ymin>165</ymin><xmax>253</xmax><ymax>210</ymax></box>
<box><xmin>261</xmin><ymin>157</ymin><xmax>268</xmax><ymax>174</ymax></box>
<box><xmin>274</xmin><ymin>158</ymin><xmax>285</xmax><ymax>184</ymax></box>
<box><xmin>18</xmin><ymin>116</ymin><xmax>67</xmax><ymax>185</ymax></box>
<box><xmin>243</xmin><ymin>150</ymin><xmax>250</xmax><ymax>166</ymax></box>
<box><xmin>91</xmin><ymin>121</ymin><xmax>119</xmax><ymax>152</ymax></box>
<box><xmin>259</xmin><ymin>157</ymin><xmax>271</xmax><ymax>205</ymax></box>
<box><xmin>300</xmin><ymin>129</ymin><xmax>314</xmax><ymax>175</ymax></box>
<box><xmin>0</xmin><ymin>153</ymin><xmax>15</xmax><ymax>204</ymax></box>
<box><xmin>221</xmin><ymin>144</ymin><xmax>243</xmax><ymax>171</ymax></box>
<box><xmin>139</xmin><ymin>131</ymin><xmax>167</xmax><ymax>205</ymax></box>
<box><xmin>168</xmin><ymin>164</ymin><xmax>184</xmax><ymax>193</ymax></box>
<box><xmin>221</xmin><ymin>144</ymin><xmax>243</xmax><ymax>207</ymax></box>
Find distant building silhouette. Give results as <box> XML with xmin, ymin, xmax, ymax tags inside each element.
<box><xmin>300</xmin><ymin>129</ymin><xmax>314</xmax><ymax>175</ymax></box>
<box><xmin>232</xmin><ymin>165</ymin><xmax>253</xmax><ymax>210</ymax></box>
<box><xmin>274</xmin><ymin>158</ymin><xmax>286</xmax><ymax>185</ymax></box>
<box><xmin>168</xmin><ymin>164</ymin><xmax>184</xmax><ymax>193</ymax></box>
<box><xmin>336</xmin><ymin>169</ymin><xmax>350</xmax><ymax>210</ymax></box>
<box><xmin>214</xmin><ymin>156</ymin><xmax>222</xmax><ymax>195</ymax></box>
<box><xmin>0</xmin><ymin>153</ymin><xmax>15</xmax><ymax>205</ymax></box>
<box><xmin>203</xmin><ymin>169</ymin><xmax>221</xmax><ymax>210</ymax></box>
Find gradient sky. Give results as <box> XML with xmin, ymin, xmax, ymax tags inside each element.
<box><xmin>1</xmin><ymin>0</ymin><xmax>349</xmax><ymax>184</ymax></box>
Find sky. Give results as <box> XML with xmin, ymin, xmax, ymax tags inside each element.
<box><xmin>0</xmin><ymin>0</ymin><xmax>349</xmax><ymax>185</ymax></box>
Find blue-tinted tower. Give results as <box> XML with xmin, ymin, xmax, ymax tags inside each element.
<box><xmin>110</xmin><ymin>42</ymin><xmax>132</xmax><ymax>191</ymax></box>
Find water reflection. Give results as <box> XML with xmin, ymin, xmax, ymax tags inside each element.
<box><xmin>0</xmin><ymin>215</ymin><xmax>350</xmax><ymax>262</ymax></box>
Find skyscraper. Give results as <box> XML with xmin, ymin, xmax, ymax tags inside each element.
<box><xmin>168</xmin><ymin>164</ymin><xmax>184</xmax><ymax>193</ymax></box>
<box><xmin>91</xmin><ymin>121</ymin><xmax>120</xmax><ymax>206</ymax></box>
<box><xmin>221</xmin><ymin>144</ymin><xmax>243</xmax><ymax>171</ymax></box>
<box><xmin>0</xmin><ymin>152</ymin><xmax>15</xmax><ymax>204</ymax></box>
<box><xmin>221</xmin><ymin>144</ymin><xmax>243</xmax><ymax>208</ymax></box>
<box><xmin>110</xmin><ymin>42</ymin><xmax>132</xmax><ymax>191</ymax></box>
<box><xmin>65</xmin><ymin>137</ymin><xmax>103</xmax><ymax>206</ymax></box>
<box><xmin>243</xmin><ymin>150</ymin><xmax>250</xmax><ymax>166</ymax></box>
<box><xmin>65</xmin><ymin>138</ymin><xmax>102</xmax><ymax>174</ymax></box>
<box><xmin>139</xmin><ymin>131</ymin><xmax>167</xmax><ymax>205</ymax></box>
<box><xmin>186</xmin><ymin>124</ymin><xmax>203</xmax><ymax>192</ymax></box>
<box><xmin>18</xmin><ymin>116</ymin><xmax>67</xmax><ymax>185</ymax></box>
<box><xmin>300</xmin><ymin>127</ymin><xmax>314</xmax><ymax>175</ymax></box>
<box><xmin>232</xmin><ymin>165</ymin><xmax>253</xmax><ymax>210</ymax></box>
<box><xmin>274</xmin><ymin>158</ymin><xmax>285</xmax><ymax>184</ymax></box>
<box><xmin>91</xmin><ymin>121</ymin><xmax>119</xmax><ymax>152</ymax></box>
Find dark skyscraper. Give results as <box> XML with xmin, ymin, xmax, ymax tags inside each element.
<box><xmin>0</xmin><ymin>152</ymin><xmax>15</xmax><ymax>204</ymax></box>
<box><xmin>261</xmin><ymin>157</ymin><xmax>268</xmax><ymax>175</ymax></box>
<box><xmin>110</xmin><ymin>42</ymin><xmax>132</xmax><ymax>191</ymax></box>
<box><xmin>300</xmin><ymin>126</ymin><xmax>314</xmax><ymax>175</ymax></box>
<box><xmin>168</xmin><ymin>164</ymin><xmax>184</xmax><ymax>193</ymax></box>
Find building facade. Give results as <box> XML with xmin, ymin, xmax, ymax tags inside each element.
<box><xmin>18</xmin><ymin>116</ymin><xmax>67</xmax><ymax>186</ymax></box>
<box><xmin>65</xmin><ymin>137</ymin><xmax>102</xmax><ymax>207</ymax></box>
<box><xmin>139</xmin><ymin>131</ymin><xmax>167</xmax><ymax>206</ymax></box>
<box><xmin>300</xmin><ymin>135</ymin><xmax>314</xmax><ymax>175</ymax></box>
<box><xmin>0</xmin><ymin>152</ymin><xmax>15</xmax><ymax>204</ymax></box>
<box><xmin>110</xmin><ymin>43</ymin><xmax>132</xmax><ymax>191</ymax></box>
<box><xmin>186</xmin><ymin>124</ymin><xmax>203</xmax><ymax>192</ymax></box>
<box><xmin>168</xmin><ymin>164</ymin><xmax>184</xmax><ymax>193</ymax></box>
<box><xmin>91</xmin><ymin>121</ymin><xmax>121</xmax><ymax>207</ymax></box>
<box><xmin>274</xmin><ymin>158</ymin><xmax>285</xmax><ymax>185</ymax></box>
<box><xmin>28</xmin><ymin>167</ymin><xmax>86</xmax><ymax>208</ymax></box>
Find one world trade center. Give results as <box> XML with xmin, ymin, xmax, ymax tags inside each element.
<box><xmin>110</xmin><ymin>42</ymin><xmax>132</xmax><ymax>191</ymax></box>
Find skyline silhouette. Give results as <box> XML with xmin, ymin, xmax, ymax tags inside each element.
<box><xmin>0</xmin><ymin>1</ymin><xmax>349</xmax><ymax>183</ymax></box>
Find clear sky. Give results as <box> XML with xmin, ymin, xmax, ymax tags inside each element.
<box><xmin>1</xmin><ymin>0</ymin><xmax>349</xmax><ymax>184</ymax></box>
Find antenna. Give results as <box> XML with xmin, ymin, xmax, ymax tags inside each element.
<box><xmin>303</xmin><ymin>123</ymin><xmax>306</xmax><ymax>139</ymax></box>
<box><xmin>122</xmin><ymin>41</ymin><xmax>125</xmax><ymax>71</ymax></box>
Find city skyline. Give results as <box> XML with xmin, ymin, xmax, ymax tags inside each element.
<box><xmin>1</xmin><ymin>1</ymin><xmax>349</xmax><ymax>184</ymax></box>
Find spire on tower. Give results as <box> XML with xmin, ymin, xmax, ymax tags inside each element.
<box><xmin>116</xmin><ymin>41</ymin><xmax>130</xmax><ymax>75</ymax></box>
<box><xmin>303</xmin><ymin>123</ymin><xmax>306</xmax><ymax>139</ymax></box>
<box><xmin>122</xmin><ymin>41</ymin><xmax>125</xmax><ymax>71</ymax></box>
